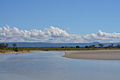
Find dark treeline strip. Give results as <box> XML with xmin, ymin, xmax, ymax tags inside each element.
<box><xmin>0</xmin><ymin>43</ymin><xmax>120</xmax><ymax>53</ymax></box>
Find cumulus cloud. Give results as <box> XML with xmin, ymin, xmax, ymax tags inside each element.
<box><xmin>0</xmin><ymin>25</ymin><xmax>120</xmax><ymax>43</ymax></box>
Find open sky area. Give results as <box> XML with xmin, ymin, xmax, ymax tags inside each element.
<box><xmin>0</xmin><ymin>0</ymin><xmax>120</xmax><ymax>34</ymax></box>
<box><xmin>0</xmin><ymin>0</ymin><xmax>120</xmax><ymax>43</ymax></box>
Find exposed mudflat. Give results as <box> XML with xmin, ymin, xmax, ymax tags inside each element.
<box><xmin>63</xmin><ymin>50</ymin><xmax>120</xmax><ymax>60</ymax></box>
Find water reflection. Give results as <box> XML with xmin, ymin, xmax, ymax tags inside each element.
<box><xmin>0</xmin><ymin>51</ymin><xmax>120</xmax><ymax>80</ymax></box>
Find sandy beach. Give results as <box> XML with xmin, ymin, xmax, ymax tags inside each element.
<box><xmin>63</xmin><ymin>50</ymin><xmax>120</xmax><ymax>60</ymax></box>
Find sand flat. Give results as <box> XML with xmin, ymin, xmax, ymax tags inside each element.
<box><xmin>63</xmin><ymin>50</ymin><xmax>120</xmax><ymax>60</ymax></box>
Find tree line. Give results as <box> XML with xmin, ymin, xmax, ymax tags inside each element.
<box><xmin>61</xmin><ymin>43</ymin><xmax>120</xmax><ymax>48</ymax></box>
<box><xmin>0</xmin><ymin>43</ymin><xmax>120</xmax><ymax>51</ymax></box>
<box><xmin>0</xmin><ymin>43</ymin><xmax>18</xmax><ymax>51</ymax></box>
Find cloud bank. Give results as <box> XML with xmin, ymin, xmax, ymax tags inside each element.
<box><xmin>0</xmin><ymin>25</ymin><xmax>120</xmax><ymax>43</ymax></box>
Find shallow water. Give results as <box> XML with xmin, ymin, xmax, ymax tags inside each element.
<box><xmin>0</xmin><ymin>51</ymin><xmax>120</xmax><ymax>80</ymax></box>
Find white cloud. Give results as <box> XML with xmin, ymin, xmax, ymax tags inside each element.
<box><xmin>0</xmin><ymin>25</ymin><xmax>120</xmax><ymax>43</ymax></box>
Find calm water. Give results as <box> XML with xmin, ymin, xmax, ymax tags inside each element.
<box><xmin>0</xmin><ymin>51</ymin><xmax>120</xmax><ymax>80</ymax></box>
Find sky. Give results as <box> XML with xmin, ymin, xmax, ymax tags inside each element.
<box><xmin>0</xmin><ymin>0</ymin><xmax>120</xmax><ymax>43</ymax></box>
<box><xmin>0</xmin><ymin>0</ymin><xmax>120</xmax><ymax>34</ymax></box>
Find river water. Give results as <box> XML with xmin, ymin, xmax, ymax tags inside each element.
<box><xmin>0</xmin><ymin>51</ymin><xmax>120</xmax><ymax>80</ymax></box>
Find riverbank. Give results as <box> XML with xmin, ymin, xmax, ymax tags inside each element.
<box><xmin>0</xmin><ymin>49</ymin><xmax>30</xmax><ymax>54</ymax></box>
<box><xmin>1</xmin><ymin>47</ymin><xmax>120</xmax><ymax>54</ymax></box>
<box><xmin>63</xmin><ymin>50</ymin><xmax>120</xmax><ymax>60</ymax></box>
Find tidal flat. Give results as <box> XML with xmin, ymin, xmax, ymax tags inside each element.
<box><xmin>64</xmin><ymin>50</ymin><xmax>120</xmax><ymax>60</ymax></box>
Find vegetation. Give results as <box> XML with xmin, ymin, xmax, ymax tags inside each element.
<box><xmin>12</xmin><ymin>43</ymin><xmax>19</xmax><ymax>52</ymax></box>
<box><xmin>0</xmin><ymin>43</ymin><xmax>120</xmax><ymax>53</ymax></box>
<box><xmin>0</xmin><ymin>43</ymin><xmax>28</xmax><ymax>53</ymax></box>
<box><xmin>98</xmin><ymin>44</ymin><xmax>104</xmax><ymax>48</ymax></box>
<box><xmin>0</xmin><ymin>43</ymin><xmax>8</xmax><ymax>48</ymax></box>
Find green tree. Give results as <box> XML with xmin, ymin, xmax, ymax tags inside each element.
<box><xmin>0</xmin><ymin>43</ymin><xmax>8</xmax><ymax>49</ymax></box>
<box><xmin>76</xmin><ymin>46</ymin><xmax>80</xmax><ymax>48</ymax></box>
<box><xmin>98</xmin><ymin>44</ymin><xmax>104</xmax><ymax>48</ymax></box>
<box><xmin>12</xmin><ymin>43</ymin><xmax>18</xmax><ymax>52</ymax></box>
<box><xmin>85</xmin><ymin>46</ymin><xmax>89</xmax><ymax>48</ymax></box>
<box><xmin>89</xmin><ymin>45</ymin><xmax>96</xmax><ymax>48</ymax></box>
<box><xmin>13</xmin><ymin>43</ymin><xmax>17</xmax><ymax>47</ymax></box>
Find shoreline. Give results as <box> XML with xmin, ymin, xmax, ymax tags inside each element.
<box><xmin>63</xmin><ymin>50</ymin><xmax>120</xmax><ymax>60</ymax></box>
<box><xmin>1</xmin><ymin>49</ymin><xmax>120</xmax><ymax>60</ymax></box>
<box><xmin>0</xmin><ymin>50</ymin><xmax>30</xmax><ymax>54</ymax></box>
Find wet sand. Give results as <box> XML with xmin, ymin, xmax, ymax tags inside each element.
<box><xmin>63</xmin><ymin>50</ymin><xmax>120</xmax><ymax>60</ymax></box>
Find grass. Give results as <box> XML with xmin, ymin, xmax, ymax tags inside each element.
<box><xmin>0</xmin><ymin>47</ymin><xmax>120</xmax><ymax>53</ymax></box>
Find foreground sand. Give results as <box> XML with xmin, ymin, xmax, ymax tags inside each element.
<box><xmin>63</xmin><ymin>50</ymin><xmax>120</xmax><ymax>60</ymax></box>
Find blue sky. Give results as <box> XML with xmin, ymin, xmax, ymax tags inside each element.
<box><xmin>0</xmin><ymin>0</ymin><xmax>120</xmax><ymax>34</ymax></box>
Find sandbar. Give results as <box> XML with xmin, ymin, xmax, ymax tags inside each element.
<box><xmin>63</xmin><ymin>50</ymin><xmax>120</xmax><ymax>60</ymax></box>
